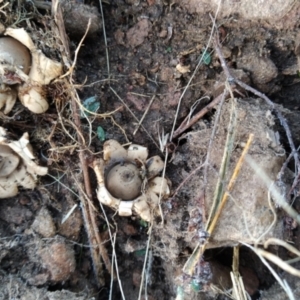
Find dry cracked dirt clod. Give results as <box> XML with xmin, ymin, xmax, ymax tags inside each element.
<box><xmin>0</xmin><ymin>127</ymin><xmax>48</xmax><ymax>198</ymax></box>
<box><xmin>171</xmin><ymin>98</ymin><xmax>286</xmax><ymax>249</ymax></box>
<box><xmin>92</xmin><ymin>139</ymin><xmax>170</xmax><ymax>222</ymax></box>
<box><xmin>0</xmin><ymin>26</ymin><xmax>62</xmax><ymax>114</ymax></box>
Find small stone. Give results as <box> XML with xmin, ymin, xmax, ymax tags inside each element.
<box><xmin>39</xmin><ymin>240</ymin><xmax>76</xmax><ymax>282</ymax></box>
<box><xmin>122</xmin><ymin>223</ymin><xmax>138</xmax><ymax>235</ymax></box>
<box><xmin>0</xmin><ymin>206</ymin><xmax>32</xmax><ymax>225</ymax></box>
<box><xmin>132</xmin><ymin>269</ymin><xmax>142</xmax><ymax>287</ymax></box>
<box><xmin>61</xmin><ymin>0</ymin><xmax>102</xmax><ymax>38</ymax></box>
<box><xmin>237</xmin><ymin>54</ymin><xmax>278</xmax><ymax>84</ymax></box>
<box><xmin>124</xmin><ymin>238</ymin><xmax>147</xmax><ymax>253</ymax></box>
<box><xmin>27</xmin><ymin>272</ymin><xmax>49</xmax><ymax>286</ymax></box>
<box><xmin>176</xmin><ymin>63</ymin><xmax>190</xmax><ymax>74</ymax></box>
<box><xmin>221</xmin><ymin>46</ymin><xmax>232</xmax><ymax>59</ymax></box>
<box><xmin>114</xmin><ymin>29</ymin><xmax>125</xmax><ymax>46</ymax></box>
<box><xmin>58</xmin><ymin>207</ymin><xmax>82</xmax><ymax>241</ymax></box>
<box><xmin>32</xmin><ymin>207</ymin><xmax>56</xmax><ymax>238</ymax></box>
<box><xmin>212</xmin><ymin>68</ymin><xmax>250</xmax><ymax>98</ymax></box>
<box><xmin>160</xmin><ymin>67</ymin><xmax>174</xmax><ymax>81</ymax></box>
<box><xmin>19</xmin><ymin>195</ymin><xmax>31</xmax><ymax>205</ymax></box>
<box><xmin>158</xmin><ymin>29</ymin><xmax>168</xmax><ymax>38</ymax></box>
<box><xmin>147</xmin><ymin>0</ymin><xmax>156</xmax><ymax>5</ymax></box>
<box><xmin>126</xmin><ymin>19</ymin><xmax>151</xmax><ymax>48</ymax></box>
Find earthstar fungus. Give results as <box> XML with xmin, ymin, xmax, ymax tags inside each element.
<box><xmin>0</xmin><ymin>27</ymin><xmax>62</xmax><ymax>114</ymax></box>
<box><xmin>92</xmin><ymin>140</ymin><xmax>170</xmax><ymax>222</ymax></box>
<box><xmin>0</xmin><ymin>127</ymin><xmax>48</xmax><ymax>198</ymax></box>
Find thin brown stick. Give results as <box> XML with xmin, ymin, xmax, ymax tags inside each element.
<box><xmin>52</xmin><ymin>2</ymin><xmax>111</xmax><ymax>286</ymax></box>
<box><xmin>172</xmin><ymin>90</ymin><xmax>229</xmax><ymax>139</ymax></box>
<box><xmin>69</xmin><ymin>84</ymin><xmax>112</xmax><ymax>286</ymax></box>
<box><xmin>51</xmin><ymin>0</ymin><xmax>71</xmax><ymax>62</ymax></box>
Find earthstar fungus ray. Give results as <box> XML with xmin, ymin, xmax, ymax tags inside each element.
<box><xmin>92</xmin><ymin>140</ymin><xmax>170</xmax><ymax>222</ymax></box>
<box><xmin>0</xmin><ymin>127</ymin><xmax>48</xmax><ymax>198</ymax></box>
<box><xmin>0</xmin><ymin>27</ymin><xmax>62</xmax><ymax>114</ymax></box>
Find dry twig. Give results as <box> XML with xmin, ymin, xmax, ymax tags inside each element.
<box><xmin>51</xmin><ymin>1</ymin><xmax>112</xmax><ymax>286</ymax></box>
<box><xmin>172</xmin><ymin>90</ymin><xmax>229</xmax><ymax>140</ymax></box>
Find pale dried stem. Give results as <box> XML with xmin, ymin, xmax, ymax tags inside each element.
<box><xmin>264</xmin><ymin>238</ymin><xmax>300</xmax><ymax>257</ymax></box>
<box><xmin>231</xmin><ymin>246</ymin><xmax>248</xmax><ymax>300</ymax></box>
<box><xmin>256</xmin><ymin>248</ymin><xmax>300</xmax><ymax>277</ymax></box>
<box><xmin>99</xmin><ymin>208</ymin><xmax>125</xmax><ymax>300</ymax></box>
<box><xmin>60</xmin><ymin>19</ymin><xmax>91</xmax><ymax>79</ymax></box>
<box><xmin>172</xmin><ymin>91</ymin><xmax>228</xmax><ymax>139</ymax></box>
<box><xmin>138</xmin><ymin>225</ymin><xmax>153</xmax><ymax>300</ymax></box>
<box><xmin>133</xmin><ymin>94</ymin><xmax>156</xmax><ymax>135</ymax></box>
<box><xmin>244</xmin><ymin>243</ymin><xmax>295</xmax><ymax>300</ymax></box>
<box><xmin>99</xmin><ymin>0</ymin><xmax>110</xmax><ymax>78</ymax></box>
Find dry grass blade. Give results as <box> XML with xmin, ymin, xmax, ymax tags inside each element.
<box><xmin>133</xmin><ymin>94</ymin><xmax>156</xmax><ymax>135</ymax></box>
<box><xmin>138</xmin><ymin>225</ymin><xmax>153</xmax><ymax>300</ymax></box>
<box><xmin>98</xmin><ymin>203</ymin><xmax>125</xmax><ymax>300</ymax></box>
<box><xmin>264</xmin><ymin>238</ymin><xmax>300</xmax><ymax>257</ymax></box>
<box><xmin>258</xmin><ymin>248</ymin><xmax>300</xmax><ymax>277</ymax></box>
<box><xmin>206</xmin><ymin>133</ymin><xmax>254</xmax><ymax>234</ymax></box>
<box><xmin>98</xmin><ymin>0</ymin><xmax>110</xmax><ymax>78</ymax></box>
<box><xmin>231</xmin><ymin>246</ymin><xmax>248</xmax><ymax>300</ymax></box>
<box><xmin>206</xmin><ymin>98</ymin><xmax>238</xmax><ymax>231</ymax></box>
<box><xmin>243</xmin><ymin>243</ymin><xmax>295</xmax><ymax>300</ymax></box>
<box><xmin>138</xmin><ymin>132</ymin><xmax>169</xmax><ymax>299</ymax></box>
<box><xmin>61</xmin><ymin>203</ymin><xmax>78</xmax><ymax>224</ymax></box>
<box><xmin>182</xmin><ymin>132</ymin><xmax>253</xmax><ymax>277</ymax></box>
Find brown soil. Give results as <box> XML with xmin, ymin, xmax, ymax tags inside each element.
<box><xmin>1</xmin><ymin>0</ymin><xmax>300</xmax><ymax>299</ymax></box>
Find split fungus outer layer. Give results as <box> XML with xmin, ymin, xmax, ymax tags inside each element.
<box><xmin>92</xmin><ymin>140</ymin><xmax>170</xmax><ymax>222</ymax></box>
<box><xmin>0</xmin><ymin>27</ymin><xmax>62</xmax><ymax>114</ymax></box>
<box><xmin>0</xmin><ymin>127</ymin><xmax>48</xmax><ymax>198</ymax></box>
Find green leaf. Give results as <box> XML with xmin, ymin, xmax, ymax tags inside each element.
<box><xmin>139</xmin><ymin>219</ymin><xmax>148</xmax><ymax>228</ymax></box>
<box><xmin>134</xmin><ymin>249</ymin><xmax>146</xmax><ymax>257</ymax></box>
<box><xmin>202</xmin><ymin>50</ymin><xmax>211</xmax><ymax>65</ymax></box>
<box><xmin>97</xmin><ymin>126</ymin><xmax>106</xmax><ymax>141</ymax></box>
<box><xmin>166</xmin><ymin>46</ymin><xmax>172</xmax><ymax>53</ymax></box>
<box><xmin>81</xmin><ymin>96</ymin><xmax>99</xmax><ymax>118</ymax></box>
<box><xmin>190</xmin><ymin>279</ymin><xmax>201</xmax><ymax>292</ymax></box>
